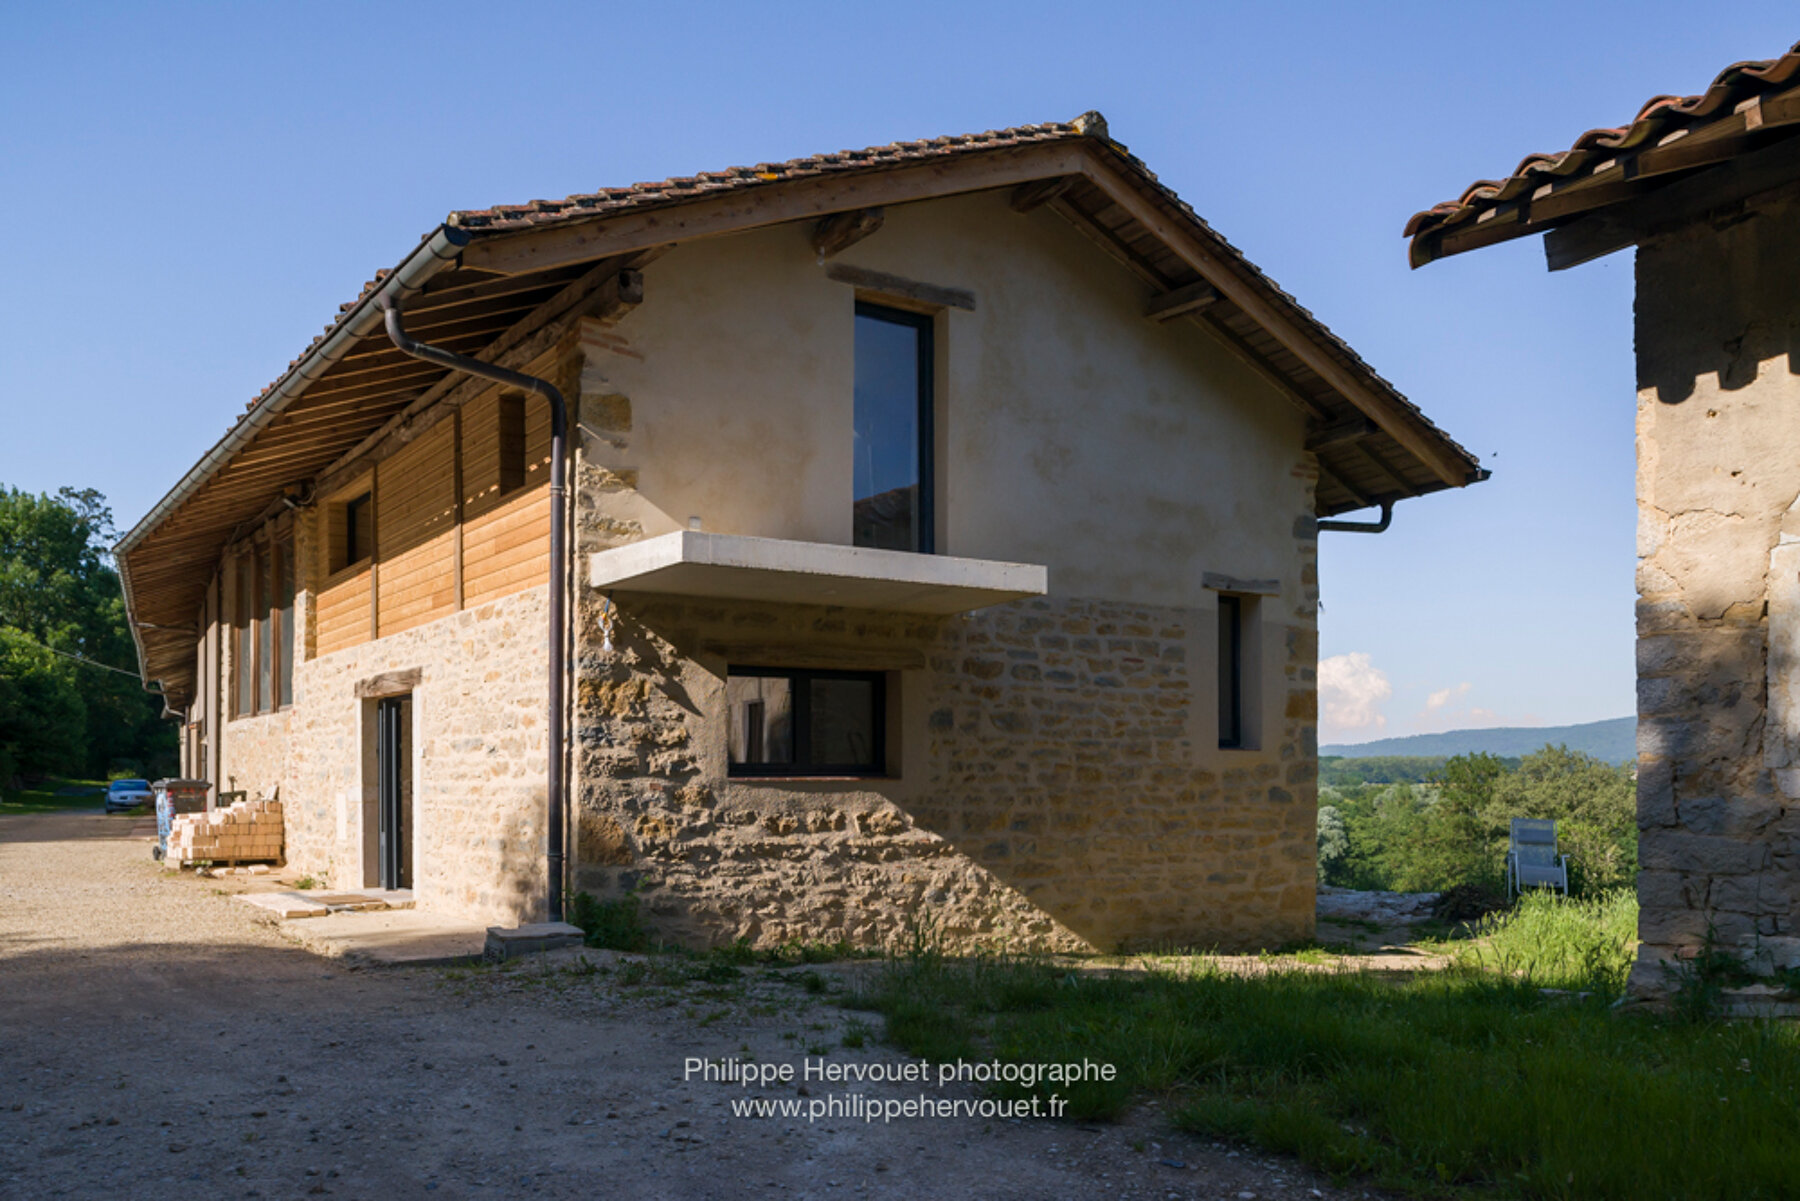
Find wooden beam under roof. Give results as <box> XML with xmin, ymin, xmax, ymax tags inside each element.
<box><xmin>809</xmin><ymin>208</ymin><xmax>884</xmax><ymax>259</ymax></box>
<box><xmin>1305</xmin><ymin>415</ymin><xmax>1378</xmax><ymax>452</ymax></box>
<box><xmin>1009</xmin><ymin>176</ymin><xmax>1073</xmax><ymax>213</ymax></box>
<box><xmin>458</xmin><ymin>142</ymin><xmax>1091</xmax><ymax>276</ymax></box>
<box><xmin>1078</xmin><ymin>157</ymin><xmax>1472</xmax><ymax>488</ymax></box>
<box><xmin>1145</xmin><ymin>280</ymin><xmax>1219</xmax><ymax>321</ymax></box>
<box><xmin>1545</xmin><ymin>129</ymin><xmax>1800</xmax><ymax>270</ymax></box>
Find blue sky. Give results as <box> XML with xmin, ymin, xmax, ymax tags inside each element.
<box><xmin>2</xmin><ymin>4</ymin><xmax>1792</xmax><ymax>740</ymax></box>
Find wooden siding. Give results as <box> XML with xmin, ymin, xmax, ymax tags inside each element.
<box><xmin>302</xmin><ymin>385</ymin><xmax>552</xmax><ymax>660</ymax></box>
<box><xmin>315</xmin><ymin>566</ymin><xmax>372</xmax><ymax>657</ymax></box>
<box><xmin>462</xmin><ymin>389</ymin><xmax>552</xmax><ymax>609</ymax></box>
<box><xmin>376</xmin><ymin>421</ymin><xmax>458</xmax><ymax>637</ymax></box>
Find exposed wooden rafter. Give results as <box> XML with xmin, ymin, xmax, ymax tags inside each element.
<box><xmin>1008</xmin><ymin>175</ymin><xmax>1073</xmax><ymax>213</ymax></box>
<box><xmin>810</xmin><ymin>208</ymin><xmax>884</xmax><ymax>259</ymax></box>
<box><xmin>1145</xmin><ymin>280</ymin><xmax>1219</xmax><ymax>322</ymax></box>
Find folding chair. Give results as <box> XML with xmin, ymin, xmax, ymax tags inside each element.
<box><xmin>1506</xmin><ymin>818</ymin><xmax>1569</xmax><ymax>897</ymax></box>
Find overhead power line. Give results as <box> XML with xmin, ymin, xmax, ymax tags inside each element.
<box><xmin>3</xmin><ymin>629</ymin><xmax>143</xmax><ymax>679</ymax></box>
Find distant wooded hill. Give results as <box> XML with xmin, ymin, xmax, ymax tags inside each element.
<box><xmin>1321</xmin><ymin>716</ymin><xmax>1635</xmax><ymax>765</ymax></box>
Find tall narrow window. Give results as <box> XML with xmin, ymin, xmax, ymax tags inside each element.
<box><xmin>497</xmin><ymin>393</ymin><xmax>527</xmax><ymax>495</ymax></box>
<box><xmin>340</xmin><ymin>492</ymin><xmax>372</xmax><ymax>570</ymax></box>
<box><xmin>234</xmin><ymin>555</ymin><xmax>254</xmax><ymax>718</ymax></box>
<box><xmin>853</xmin><ymin>303</ymin><xmax>933</xmax><ymax>553</ymax></box>
<box><xmin>257</xmin><ymin>545</ymin><xmax>274</xmax><ymax>713</ymax></box>
<box><xmin>277</xmin><ymin>539</ymin><xmax>296</xmax><ymax>708</ymax></box>
<box><xmin>1218</xmin><ymin>595</ymin><xmax>1243</xmax><ymax>749</ymax></box>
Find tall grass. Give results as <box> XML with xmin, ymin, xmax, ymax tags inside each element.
<box><xmin>860</xmin><ymin>902</ymin><xmax>1800</xmax><ymax>1198</ymax></box>
<box><xmin>1456</xmin><ymin>888</ymin><xmax>1638</xmax><ymax>995</ymax></box>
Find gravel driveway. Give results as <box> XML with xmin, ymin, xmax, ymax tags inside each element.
<box><xmin>1</xmin><ymin>808</ymin><xmax>1372</xmax><ymax>1200</ymax></box>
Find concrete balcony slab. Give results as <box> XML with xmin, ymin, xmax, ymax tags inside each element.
<box><xmin>587</xmin><ymin>531</ymin><xmax>1047</xmax><ymax>615</ymax></box>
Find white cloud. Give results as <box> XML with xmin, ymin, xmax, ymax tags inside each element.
<box><xmin>1418</xmin><ymin>681</ymin><xmax>1471</xmax><ymax>720</ymax></box>
<box><xmin>1319</xmin><ymin>653</ymin><xmax>1392</xmax><ymax>737</ymax></box>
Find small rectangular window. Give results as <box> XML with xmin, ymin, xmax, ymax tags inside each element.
<box><xmin>1218</xmin><ymin>595</ymin><xmax>1243</xmax><ymax>749</ymax></box>
<box><xmin>853</xmin><ymin>303</ymin><xmax>933</xmax><ymax>554</ymax></box>
<box><xmin>498</xmin><ymin>394</ymin><xmax>527</xmax><ymax>494</ymax></box>
<box><xmin>329</xmin><ymin>491</ymin><xmax>374</xmax><ymax>575</ymax></box>
<box><xmin>727</xmin><ymin>667</ymin><xmax>884</xmax><ymax>777</ymax></box>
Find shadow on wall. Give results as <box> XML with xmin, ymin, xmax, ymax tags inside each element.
<box><xmin>571</xmin><ymin>596</ymin><xmax>1312</xmax><ymax>954</ymax></box>
<box><xmin>1635</xmin><ymin>202</ymin><xmax>1800</xmax><ymax>406</ymax></box>
<box><xmin>1636</xmin><ymin>576</ymin><xmax>1800</xmax><ymax>975</ymax></box>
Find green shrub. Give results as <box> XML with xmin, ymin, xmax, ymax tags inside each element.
<box><xmin>567</xmin><ymin>890</ymin><xmax>649</xmax><ymax>952</ymax></box>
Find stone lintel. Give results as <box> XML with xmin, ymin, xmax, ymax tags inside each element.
<box><xmin>1202</xmin><ymin>571</ymin><xmax>1281</xmax><ymax>596</ymax></box>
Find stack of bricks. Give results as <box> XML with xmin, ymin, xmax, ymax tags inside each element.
<box><xmin>168</xmin><ymin>798</ymin><xmax>284</xmax><ymax>865</ymax></box>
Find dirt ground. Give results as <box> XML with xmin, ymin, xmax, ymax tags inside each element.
<box><xmin>1</xmin><ymin>809</ymin><xmax>1387</xmax><ymax>1201</ymax></box>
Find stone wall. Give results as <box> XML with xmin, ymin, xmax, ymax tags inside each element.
<box><xmin>219</xmin><ymin>709</ymin><xmax>290</xmax><ymax>804</ymax></box>
<box><xmin>279</xmin><ymin>586</ymin><xmax>553</xmax><ymax>923</ymax></box>
<box><xmin>570</xmin><ymin>584</ymin><xmax>1317</xmax><ymax>953</ymax></box>
<box><xmin>1631</xmin><ymin>188</ymin><xmax>1800</xmax><ymax>992</ymax></box>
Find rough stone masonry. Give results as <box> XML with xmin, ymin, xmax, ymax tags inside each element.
<box><xmin>1631</xmin><ymin>188</ymin><xmax>1800</xmax><ymax>993</ymax></box>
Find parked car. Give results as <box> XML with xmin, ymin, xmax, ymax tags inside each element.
<box><xmin>104</xmin><ymin>778</ymin><xmax>153</xmax><ymax>813</ymax></box>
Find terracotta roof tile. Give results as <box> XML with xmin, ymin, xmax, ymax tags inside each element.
<box><xmin>1407</xmin><ymin>40</ymin><xmax>1800</xmax><ymax>243</ymax></box>
<box><xmin>218</xmin><ymin>115</ymin><xmax>1475</xmax><ymax>491</ymax></box>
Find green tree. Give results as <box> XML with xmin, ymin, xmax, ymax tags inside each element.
<box><xmin>0</xmin><ymin>628</ymin><xmax>85</xmax><ymax>784</ymax></box>
<box><xmin>1316</xmin><ymin>804</ymin><xmax>1348</xmax><ymax>877</ymax></box>
<box><xmin>1491</xmin><ymin>745</ymin><xmax>1636</xmax><ymax>895</ymax></box>
<box><xmin>0</xmin><ymin>485</ymin><xmax>174</xmax><ymax>783</ymax></box>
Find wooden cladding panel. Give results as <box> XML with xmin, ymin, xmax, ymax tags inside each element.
<box><xmin>294</xmin><ymin>380</ymin><xmax>556</xmax><ymax>657</ymax></box>
<box><xmin>377</xmin><ymin>422</ymin><xmax>458</xmax><ymax>637</ymax></box>
<box><xmin>316</xmin><ymin>570</ymin><xmax>372</xmax><ymax>656</ymax></box>
<box><xmin>463</xmin><ymin>486</ymin><xmax>550</xmax><ymax>608</ymax></box>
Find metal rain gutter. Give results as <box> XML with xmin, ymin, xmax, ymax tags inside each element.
<box><xmin>114</xmin><ymin>225</ymin><xmax>471</xmax><ymax>692</ymax></box>
<box><xmin>1317</xmin><ymin>500</ymin><xmax>1394</xmax><ymax>535</ymax></box>
<box><xmin>376</xmin><ymin>296</ymin><xmax>571</xmax><ymax>926</ymax></box>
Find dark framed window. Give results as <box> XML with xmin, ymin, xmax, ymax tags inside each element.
<box><xmin>234</xmin><ymin>555</ymin><xmax>255</xmax><ymax>718</ymax></box>
<box><xmin>853</xmin><ymin>303</ymin><xmax>934</xmax><ymax>554</ymax></box>
<box><xmin>1218</xmin><ymin>595</ymin><xmax>1243</xmax><ymax>749</ymax></box>
<box><xmin>276</xmin><ymin>541</ymin><xmax>296</xmax><ymax>708</ymax></box>
<box><xmin>727</xmin><ymin>667</ymin><xmax>885</xmax><ymax>777</ymax></box>
<box><xmin>338</xmin><ymin>491</ymin><xmax>372</xmax><ymax>572</ymax></box>
<box><xmin>232</xmin><ymin>533</ymin><xmax>297</xmax><ymax>719</ymax></box>
<box><xmin>497</xmin><ymin>393</ymin><xmax>527</xmax><ymax>494</ymax></box>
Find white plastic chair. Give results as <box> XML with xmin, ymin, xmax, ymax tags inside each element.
<box><xmin>1507</xmin><ymin>818</ymin><xmax>1569</xmax><ymax>897</ymax></box>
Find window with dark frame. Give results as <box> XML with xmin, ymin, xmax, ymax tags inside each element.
<box><xmin>234</xmin><ymin>555</ymin><xmax>254</xmax><ymax>718</ymax></box>
<box><xmin>1218</xmin><ymin>594</ymin><xmax>1243</xmax><ymax>749</ymax></box>
<box><xmin>726</xmin><ymin>667</ymin><xmax>885</xmax><ymax>777</ymax></box>
<box><xmin>231</xmin><ymin>534</ymin><xmax>297</xmax><ymax>720</ymax></box>
<box><xmin>853</xmin><ymin>303</ymin><xmax>934</xmax><ymax>554</ymax></box>
<box><xmin>497</xmin><ymin>393</ymin><xmax>527</xmax><ymax>495</ymax></box>
<box><xmin>339</xmin><ymin>491</ymin><xmax>372</xmax><ymax>572</ymax></box>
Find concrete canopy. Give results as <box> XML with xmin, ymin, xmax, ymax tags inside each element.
<box><xmin>587</xmin><ymin>531</ymin><xmax>1047</xmax><ymax>615</ymax></box>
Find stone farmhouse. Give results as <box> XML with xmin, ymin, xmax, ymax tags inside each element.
<box><xmin>1407</xmin><ymin>43</ymin><xmax>1800</xmax><ymax>994</ymax></box>
<box><xmin>120</xmin><ymin>115</ymin><xmax>1482</xmax><ymax>951</ymax></box>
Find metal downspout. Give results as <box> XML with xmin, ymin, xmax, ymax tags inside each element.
<box><xmin>115</xmin><ymin>224</ymin><xmax>471</xmax><ymax>694</ymax></box>
<box><xmin>377</xmin><ymin>297</ymin><xmax>571</xmax><ymax>925</ymax></box>
<box><xmin>1317</xmin><ymin>500</ymin><xmax>1393</xmax><ymax>534</ymax></box>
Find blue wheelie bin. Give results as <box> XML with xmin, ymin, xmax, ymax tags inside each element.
<box><xmin>153</xmin><ymin>778</ymin><xmax>211</xmax><ymax>860</ymax></box>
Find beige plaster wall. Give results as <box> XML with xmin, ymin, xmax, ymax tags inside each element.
<box><xmin>572</xmin><ymin>190</ymin><xmax>1320</xmax><ymax>950</ymax></box>
<box><xmin>577</xmin><ymin>190</ymin><xmax>1310</xmax><ymax>607</ymax></box>
<box><xmin>1632</xmin><ymin>188</ymin><xmax>1800</xmax><ymax>991</ymax></box>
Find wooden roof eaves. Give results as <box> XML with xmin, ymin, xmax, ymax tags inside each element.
<box><xmin>1074</xmin><ymin>150</ymin><xmax>1480</xmax><ymax>492</ymax></box>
